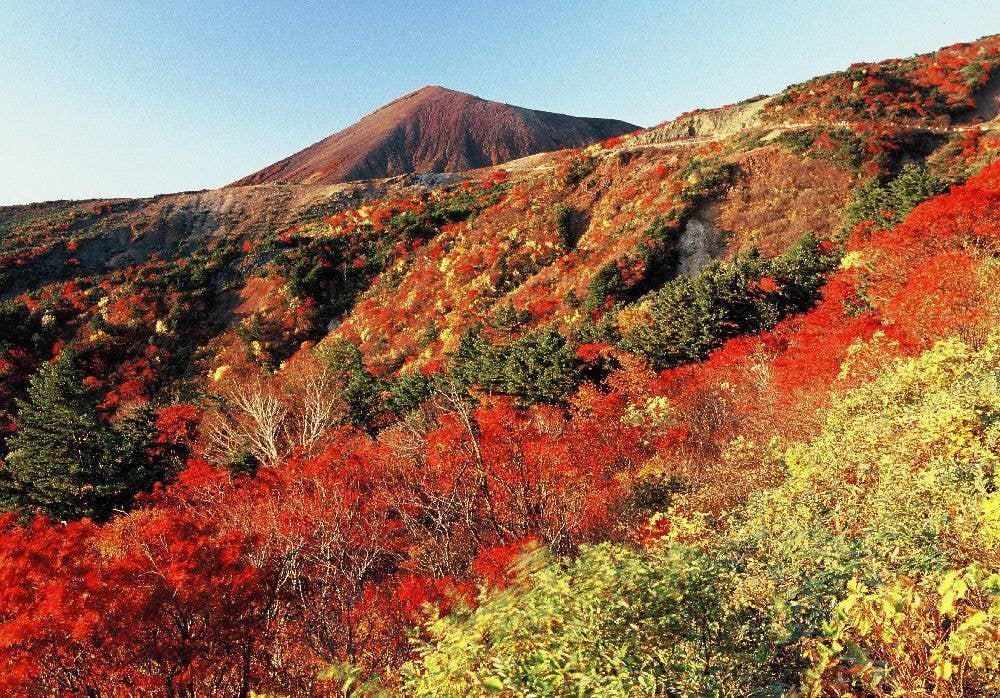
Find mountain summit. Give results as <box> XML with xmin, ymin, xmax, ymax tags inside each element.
<box><xmin>229</xmin><ymin>86</ymin><xmax>638</xmax><ymax>186</ymax></box>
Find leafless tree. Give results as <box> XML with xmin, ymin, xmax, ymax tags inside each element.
<box><xmin>202</xmin><ymin>356</ymin><xmax>346</xmax><ymax>468</ymax></box>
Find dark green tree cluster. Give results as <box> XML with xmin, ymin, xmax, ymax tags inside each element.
<box><xmin>677</xmin><ymin>157</ymin><xmax>736</xmax><ymax>202</ymax></box>
<box><xmin>450</xmin><ymin>326</ymin><xmax>578</xmax><ymax>405</ymax></box>
<box><xmin>584</xmin><ymin>262</ymin><xmax>627</xmax><ymax>312</ymax></box>
<box><xmin>563</xmin><ymin>154</ymin><xmax>597</xmax><ymax>186</ymax></box>
<box><xmin>318</xmin><ymin>340</ymin><xmax>431</xmax><ymax>428</ymax></box>
<box><xmin>552</xmin><ymin>203</ymin><xmax>580</xmax><ymax>250</ymax></box>
<box><xmin>0</xmin><ymin>351</ymin><xmax>165</xmax><ymax>522</ymax></box>
<box><xmin>384</xmin><ymin>183</ymin><xmax>507</xmax><ymax>241</ymax></box>
<box><xmin>583</xmin><ymin>218</ymin><xmax>681</xmax><ymax>313</ymax></box>
<box><xmin>0</xmin><ymin>301</ymin><xmax>39</xmax><ymax>354</ymax></box>
<box><xmin>621</xmin><ymin>234</ymin><xmax>836</xmax><ymax>370</ymax></box>
<box><xmin>841</xmin><ymin>162</ymin><xmax>945</xmax><ymax>232</ymax></box>
<box><xmin>772</xmin><ymin>127</ymin><xmax>865</xmax><ymax>169</ymax></box>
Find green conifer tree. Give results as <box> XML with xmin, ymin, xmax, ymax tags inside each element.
<box><xmin>0</xmin><ymin>351</ymin><xmax>156</xmax><ymax>522</ymax></box>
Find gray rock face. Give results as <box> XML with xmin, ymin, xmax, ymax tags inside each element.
<box><xmin>676</xmin><ymin>217</ymin><xmax>727</xmax><ymax>276</ymax></box>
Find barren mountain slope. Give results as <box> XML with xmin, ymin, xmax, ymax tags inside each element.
<box><xmin>229</xmin><ymin>86</ymin><xmax>638</xmax><ymax>186</ymax></box>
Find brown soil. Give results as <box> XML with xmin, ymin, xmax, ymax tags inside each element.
<box><xmin>713</xmin><ymin>146</ymin><xmax>854</xmax><ymax>257</ymax></box>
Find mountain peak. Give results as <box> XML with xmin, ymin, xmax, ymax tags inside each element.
<box><xmin>229</xmin><ymin>88</ymin><xmax>637</xmax><ymax>186</ymax></box>
<box><xmin>413</xmin><ymin>84</ymin><xmax>452</xmax><ymax>94</ymax></box>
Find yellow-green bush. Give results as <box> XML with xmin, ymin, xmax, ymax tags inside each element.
<box><xmin>401</xmin><ymin>334</ymin><xmax>1000</xmax><ymax>695</ymax></box>
<box><xmin>731</xmin><ymin>334</ymin><xmax>1000</xmax><ymax>694</ymax></box>
<box><xmin>805</xmin><ymin>568</ymin><xmax>1000</xmax><ymax>696</ymax></box>
<box><xmin>401</xmin><ymin>543</ymin><xmax>786</xmax><ymax>697</ymax></box>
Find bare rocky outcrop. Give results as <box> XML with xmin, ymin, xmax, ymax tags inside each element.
<box><xmin>677</xmin><ymin>216</ymin><xmax>728</xmax><ymax>276</ymax></box>
<box><xmin>956</xmin><ymin>69</ymin><xmax>1000</xmax><ymax>125</ymax></box>
<box><xmin>636</xmin><ymin>95</ymin><xmax>773</xmax><ymax>144</ymax></box>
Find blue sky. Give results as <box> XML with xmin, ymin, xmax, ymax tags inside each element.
<box><xmin>2</xmin><ymin>0</ymin><xmax>998</xmax><ymax>204</ymax></box>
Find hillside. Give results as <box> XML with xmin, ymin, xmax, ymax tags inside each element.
<box><xmin>229</xmin><ymin>86</ymin><xmax>638</xmax><ymax>186</ymax></box>
<box><xmin>0</xmin><ymin>33</ymin><xmax>1000</xmax><ymax>697</ymax></box>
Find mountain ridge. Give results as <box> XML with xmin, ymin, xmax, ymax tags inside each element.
<box><xmin>228</xmin><ymin>85</ymin><xmax>638</xmax><ymax>186</ymax></box>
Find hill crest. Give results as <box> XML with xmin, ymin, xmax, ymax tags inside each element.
<box><xmin>229</xmin><ymin>86</ymin><xmax>638</xmax><ymax>186</ymax></box>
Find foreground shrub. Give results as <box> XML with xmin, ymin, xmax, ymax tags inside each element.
<box><xmin>402</xmin><ymin>543</ymin><xmax>783</xmax><ymax>697</ymax></box>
